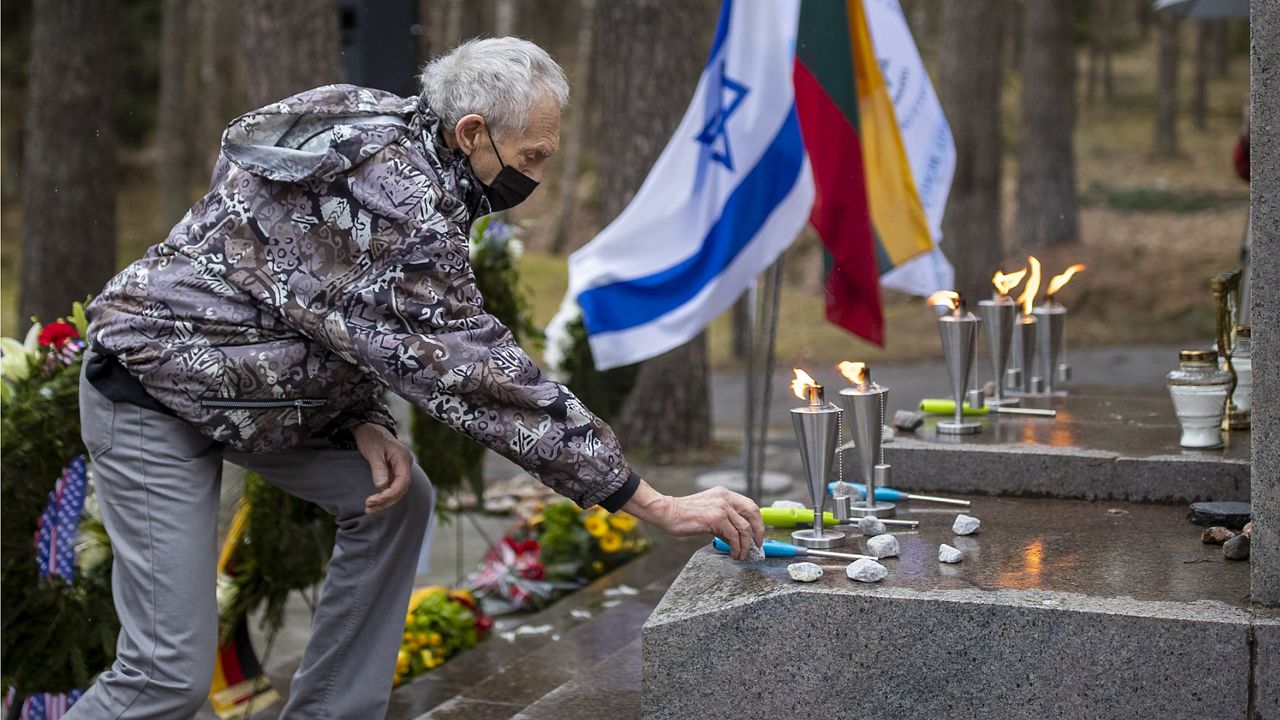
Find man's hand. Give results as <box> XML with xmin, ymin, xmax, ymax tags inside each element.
<box><xmin>620</xmin><ymin>480</ymin><xmax>764</xmax><ymax>561</ymax></box>
<box><xmin>353</xmin><ymin>423</ymin><xmax>415</xmax><ymax>514</ymax></box>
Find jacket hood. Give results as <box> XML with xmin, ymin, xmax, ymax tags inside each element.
<box><xmin>221</xmin><ymin>84</ymin><xmax>426</xmax><ymax>183</ymax></box>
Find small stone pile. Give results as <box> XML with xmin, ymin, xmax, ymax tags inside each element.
<box><xmin>1201</xmin><ymin>522</ymin><xmax>1252</xmax><ymax>561</ymax></box>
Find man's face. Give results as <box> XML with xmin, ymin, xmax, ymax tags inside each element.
<box><xmin>456</xmin><ymin>93</ymin><xmax>561</xmax><ymax>186</ymax></box>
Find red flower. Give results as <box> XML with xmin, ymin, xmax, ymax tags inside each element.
<box><xmin>520</xmin><ymin>562</ymin><xmax>545</xmax><ymax>581</ymax></box>
<box><xmin>518</xmin><ymin>539</ymin><xmax>540</xmax><ymax>555</ymax></box>
<box><xmin>38</xmin><ymin>321</ymin><xmax>79</xmax><ymax>349</ymax></box>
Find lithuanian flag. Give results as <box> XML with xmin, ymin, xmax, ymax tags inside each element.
<box><xmin>794</xmin><ymin>0</ymin><xmax>935</xmax><ymax>345</ymax></box>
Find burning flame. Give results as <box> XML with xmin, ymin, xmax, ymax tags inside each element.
<box><xmin>791</xmin><ymin>368</ymin><xmax>818</xmax><ymax>401</ymax></box>
<box><xmin>1046</xmin><ymin>264</ymin><xmax>1086</xmax><ymax>297</ymax></box>
<box><xmin>992</xmin><ymin>268</ymin><xmax>1027</xmax><ymax>297</ymax></box>
<box><xmin>926</xmin><ymin>290</ymin><xmax>960</xmax><ymax>311</ymax></box>
<box><xmin>837</xmin><ymin>361</ymin><xmax>868</xmax><ymax>385</ymax></box>
<box><xmin>1016</xmin><ymin>256</ymin><xmax>1042</xmax><ymax>315</ymax></box>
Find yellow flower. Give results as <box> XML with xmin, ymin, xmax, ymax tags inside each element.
<box><xmin>584</xmin><ymin>515</ymin><xmax>608</xmax><ymax>538</ymax></box>
<box><xmin>396</xmin><ymin>650</ymin><xmax>410</xmax><ymax>674</ymax></box>
<box><xmin>592</xmin><ymin>560</ymin><xmax>604</xmax><ymax>573</ymax></box>
<box><xmin>420</xmin><ymin>649</ymin><xmax>433</xmax><ymax>666</ymax></box>
<box><xmin>608</xmin><ymin>513</ymin><xmax>637</xmax><ymax>533</ymax></box>
<box><xmin>600</xmin><ymin>531</ymin><xmax>623</xmax><ymax>553</ymax></box>
<box><xmin>415</xmin><ymin>632</ymin><xmax>428</xmax><ymax>646</ymax></box>
<box><xmin>427</xmin><ymin>632</ymin><xmax>443</xmax><ymax>647</ymax></box>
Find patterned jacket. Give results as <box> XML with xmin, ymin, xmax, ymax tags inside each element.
<box><xmin>87</xmin><ymin>85</ymin><xmax>635</xmax><ymax>508</ymax></box>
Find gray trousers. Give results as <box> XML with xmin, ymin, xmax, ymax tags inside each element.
<box><xmin>68</xmin><ymin>369</ymin><xmax>433</xmax><ymax>720</ymax></box>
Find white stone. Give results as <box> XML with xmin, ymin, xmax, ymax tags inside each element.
<box><xmin>745</xmin><ymin>543</ymin><xmax>767</xmax><ymax>563</ymax></box>
<box><xmin>787</xmin><ymin>561</ymin><xmax>823</xmax><ymax>583</ymax></box>
<box><xmin>770</xmin><ymin>500</ymin><xmax>806</xmax><ymax>510</ymax></box>
<box><xmin>866</xmin><ymin>533</ymin><xmax>900</xmax><ymax>559</ymax></box>
<box><xmin>952</xmin><ymin>514</ymin><xmax>982</xmax><ymax>536</ymax></box>
<box><xmin>938</xmin><ymin>544</ymin><xmax>964</xmax><ymax>564</ymax></box>
<box><xmin>858</xmin><ymin>515</ymin><xmax>887</xmax><ymax>536</ymax></box>
<box><xmin>846</xmin><ymin>558</ymin><xmax>888</xmax><ymax>583</ymax></box>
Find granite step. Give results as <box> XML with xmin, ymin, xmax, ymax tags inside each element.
<box><xmin>508</xmin><ymin>637</ymin><xmax>644</xmax><ymax>719</ymax></box>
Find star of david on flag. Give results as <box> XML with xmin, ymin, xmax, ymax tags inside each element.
<box><xmin>696</xmin><ymin>61</ymin><xmax>749</xmax><ymax>174</ymax></box>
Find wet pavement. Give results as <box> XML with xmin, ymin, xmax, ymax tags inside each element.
<box><xmin>716</xmin><ymin>381</ymin><xmax>1251</xmax><ymax>503</ymax></box>
<box><xmin>747</xmin><ymin>493</ymin><xmax>1251</xmax><ymax>608</ymax></box>
<box><xmin>910</xmin><ymin>384</ymin><xmax>1250</xmax><ymax>460</ymax></box>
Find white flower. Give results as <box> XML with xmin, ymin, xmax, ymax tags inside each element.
<box><xmin>543</xmin><ymin>297</ymin><xmax>581</xmax><ymax>380</ymax></box>
<box><xmin>0</xmin><ymin>323</ymin><xmax>43</xmax><ymax>383</ymax></box>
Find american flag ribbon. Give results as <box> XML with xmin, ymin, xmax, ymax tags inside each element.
<box><xmin>4</xmin><ymin>688</ymin><xmax>84</xmax><ymax>720</ymax></box>
<box><xmin>34</xmin><ymin>455</ymin><xmax>88</xmax><ymax>581</ymax></box>
<box><xmin>9</xmin><ymin>457</ymin><xmax>91</xmax><ymax>719</ymax></box>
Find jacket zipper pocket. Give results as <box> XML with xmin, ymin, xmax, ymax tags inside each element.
<box><xmin>199</xmin><ymin>397</ymin><xmax>327</xmax><ymax>425</ymax></box>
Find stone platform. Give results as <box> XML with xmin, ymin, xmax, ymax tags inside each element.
<box><xmin>642</xmin><ymin>495</ymin><xmax>1277</xmax><ymax>720</ymax></box>
<box><xmin>868</xmin><ymin>385</ymin><xmax>1250</xmax><ymax>503</ymax></box>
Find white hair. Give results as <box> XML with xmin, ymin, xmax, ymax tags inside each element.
<box><xmin>419</xmin><ymin>37</ymin><xmax>569</xmax><ymax>142</ymax></box>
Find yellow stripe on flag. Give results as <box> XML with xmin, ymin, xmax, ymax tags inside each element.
<box><xmin>847</xmin><ymin>0</ymin><xmax>933</xmax><ymax>266</ymax></box>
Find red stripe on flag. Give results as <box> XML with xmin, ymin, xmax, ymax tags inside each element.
<box><xmin>219</xmin><ymin>639</ymin><xmax>245</xmax><ymax>686</ymax></box>
<box><xmin>793</xmin><ymin>60</ymin><xmax>885</xmax><ymax>346</ymax></box>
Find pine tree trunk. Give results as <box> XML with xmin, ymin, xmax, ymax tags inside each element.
<box><xmin>157</xmin><ymin>0</ymin><xmax>194</xmax><ymax>231</ymax></box>
<box><xmin>549</xmin><ymin>0</ymin><xmax>598</xmax><ymax>255</ymax></box>
<box><xmin>1192</xmin><ymin>20</ymin><xmax>1211</xmax><ymax>130</ymax></box>
<box><xmin>494</xmin><ymin>0</ymin><xmax>517</xmax><ymax>36</ymax></box>
<box><xmin>445</xmin><ymin>0</ymin><xmax>464</xmax><ymax>50</ymax></box>
<box><xmin>939</xmin><ymin>0</ymin><xmax>1005</xmax><ymax>305</ymax></box>
<box><xmin>18</xmin><ymin>0</ymin><xmax>119</xmax><ymax>325</ymax></box>
<box><xmin>1154</xmin><ymin>13</ymin><xmax>1181</xmax><ymax>157</ymax></box>
<box><xmin>597</xmin><ymin>0</ymin><xmax>717</xmax><ymax>456</ymax></box>
<box><xmin>1005</xmin><ymin>0</ymin><xmax>1024</xmax><ymax>79</ymax></box>
<box><xmin>1211</xmin><ymin>19</ymin><xmax>1230</xmax><ymax>78</ymax></box>
<box><xmin>1016</xmin><ymin>0</ymin><xmax>1080</xmax><ymax>249</ymax></box>
<box><xmin>198</xmin><ymin>0</ymin><xmax>246</xmax><ymax>181</ymax></box>
<box><xmin>241</xmin><ymin>0</ymin><xmax>343</xmax><ymax>107</ymax></box>
<box><xmin>1135</xmin><ymin>0</ymin><xmax>1153</xmax><ymax>39</ymax></box>
<box><xmin>1089</xmin><ymin>0</ymin><xmax>1116</xmax><ymax>111</ymax></box>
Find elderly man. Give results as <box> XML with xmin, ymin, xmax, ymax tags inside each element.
<box><xmin>70</xmin><ymin>38</ymin><xmax>763</xmax><ymax>720</ymax></box>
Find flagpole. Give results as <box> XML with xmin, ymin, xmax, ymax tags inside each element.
<box><xmin>742</xmin><ymin>280</ymin><xmax>759</xmax><ymax>500</ymax></box>
<box><xmin>743</xmin><ymin>257</ymin><xmax>784</xmax><ymax>503</ymax></box>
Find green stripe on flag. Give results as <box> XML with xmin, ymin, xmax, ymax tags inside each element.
<box><xmin>796</xmin><ymin>0</ymin><xmax>860</xmax><ymax>134</ymax></box>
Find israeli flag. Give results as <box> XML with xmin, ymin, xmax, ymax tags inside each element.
<box><xmin>561</xmin><ymin>0</ymin><xmax>813</xmax><ymax>371</ymax></box>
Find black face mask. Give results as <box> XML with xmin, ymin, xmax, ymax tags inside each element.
<box><xmin>476</xmin><ymin>124</ymin><xmax>539</xmax><ymax>212</ymax></box>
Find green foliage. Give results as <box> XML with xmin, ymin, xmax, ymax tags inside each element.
<box><xmin>218</xmin><ymin>474</ymin><xmax>336</xmax><ymax>639</ymax></box>
<box><xmin>1</xmin><ymin>323</ymin><xmax>117</xmax><ymax>695</ymax></box>
<box><xmin>558</xmin><ymin>316</ymin><xmax>637</xmax><ymax>424</ymax></box>
<box><xmin>536</xmin><ymin>501</ymin><xmax>592</xmax><ymax>576</ymax></box>
<box><xmin>408</xmin><ymin>217</ymin><xmax>541</xmax><ymax>507</ymax></box>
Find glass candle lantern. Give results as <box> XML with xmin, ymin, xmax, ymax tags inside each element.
<box><xmin>1167</xmin><ymin>349</ymin><xmax>1232</xmax><ymax>449</ymax></box>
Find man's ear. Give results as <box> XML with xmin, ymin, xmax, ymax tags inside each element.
<box><xmin>454</xmin><ymin>114</ymin><xmax>486</xmax><ymax>155</ymax></box>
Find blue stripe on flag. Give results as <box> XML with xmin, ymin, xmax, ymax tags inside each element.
<box><xmin>578</xmin><ymin>107</ymin><xmax>805</xmax><ymax>336</ymax></box>
<box><xmin>706</xmin><ymin>0</ymin><xmax>734</xmax><ymax>67</ymax></box>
